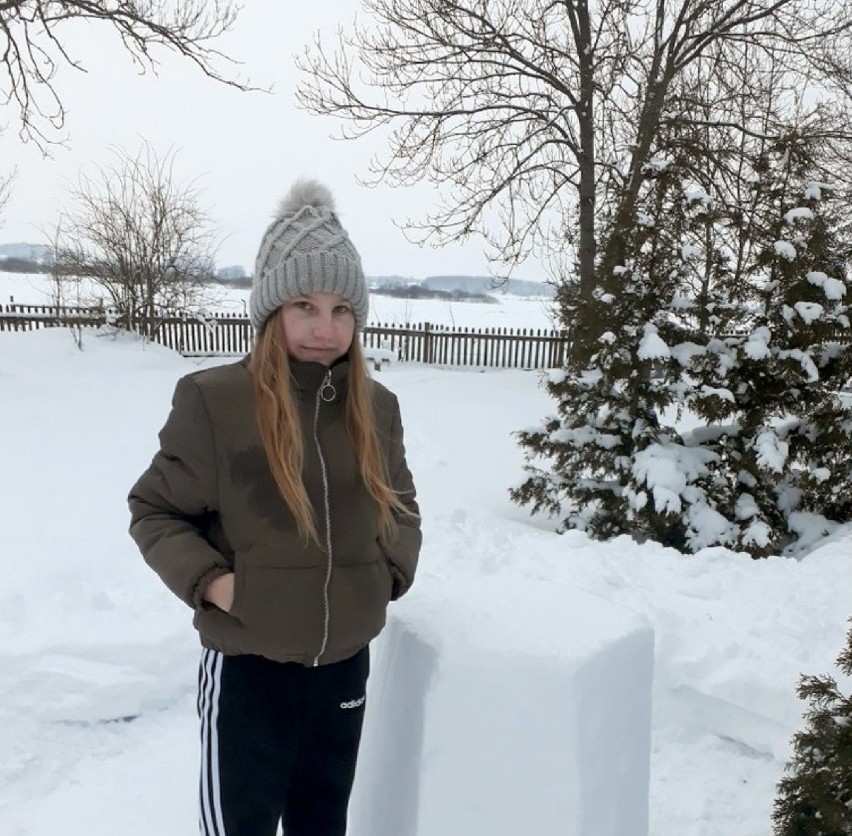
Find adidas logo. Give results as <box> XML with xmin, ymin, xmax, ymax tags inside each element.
<box><xmin>340</xmin><ymin>695</ymin><xmax>366</xmax><ymax>710</ymax></box>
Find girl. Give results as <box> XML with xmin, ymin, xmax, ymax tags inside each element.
<box><xmin>128</xmin><ymin>181</ymin><xmax>421</xmax><ymax>836</ymax></box>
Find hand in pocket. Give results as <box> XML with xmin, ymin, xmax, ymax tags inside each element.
<box><xmin>203</xmin><ymin>572</ymin><xmax>236</xmax><ymax>612</ymax></box>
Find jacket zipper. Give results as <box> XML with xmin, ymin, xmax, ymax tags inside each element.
<box><xmin>312</xmin><ymin>369</ymin><xmax>336</xmax><ymax>666</ymax></box>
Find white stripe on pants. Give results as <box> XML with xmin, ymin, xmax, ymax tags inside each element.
<box><xmin>199</xmin><ymin>648</ymin><xmax>227</xmax><ymax>836</ymax></box>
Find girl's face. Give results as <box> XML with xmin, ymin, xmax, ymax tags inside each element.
<box><xmin>278</xmin><ymin>292</ymin><xmax>356</xmax><ymax>366</ymax></box>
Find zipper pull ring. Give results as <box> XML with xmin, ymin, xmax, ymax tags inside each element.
<box><xmin>320</xmin><ymin>370</ymin><xmax>337</xmax><ymax>403</ymax></box>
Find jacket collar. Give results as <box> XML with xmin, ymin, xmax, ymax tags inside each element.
<box><xmin>240</xmin><ymin>354</ymin><xmax>350</xmax><ymax>403</ymax></box>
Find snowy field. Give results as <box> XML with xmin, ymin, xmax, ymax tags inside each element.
<box><xmin>1</xmin><ymin>280</ymin><xmax>851</xmax><ymax>834</ymax></box>
<box><xmin>1</xmin><ymin>271</ymin><xmax>560</xmax><ymax>331</ymax></box>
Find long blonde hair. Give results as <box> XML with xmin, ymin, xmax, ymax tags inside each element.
<box><xmin>250</xmin><ymin>316</ymin><xmax>412</xmax><ymax>545</ymax></box>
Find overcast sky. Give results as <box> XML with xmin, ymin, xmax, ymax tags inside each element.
<box><xmin>0</xmin><ymin>3</ymin><xmax>542</xmax><ymax>280</ymax></box>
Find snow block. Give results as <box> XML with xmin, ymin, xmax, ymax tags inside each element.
<box><xmin>349</xmin><ymin>575</ymin><xmax>654</xmax><ymax>836</ymax></box>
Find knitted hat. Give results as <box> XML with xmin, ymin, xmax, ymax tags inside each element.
<box><xmin>249</xmin><ymin>180</ymin><xmax>369</xmax><ymax>332</ymax></box>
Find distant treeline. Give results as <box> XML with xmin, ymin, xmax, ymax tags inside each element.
<box><xmin>0</xmin><ymin>257</ymin><xmax>52</xmax><ymax>274</ymax></box>
<box><xmin>0</xmin><ymin>257</ymin><xmax>247</xmax><ymax>287</ymax></box>
<box><xmin>371</xmin><ymin>284</ymin><xmax>499</xmax><ymax>303</ymax></box>
<box><xmin>217</xmin><ymin>275</ymin><xmax>253</xmax><ymax>289</ymax></box>
<box><xmin>0</xmin><ymin>260</ymin><xmax>501</xmax><ymax>303</ymax></box>
<box><xmin>0</xmin><ymin>256</ymin><xmax>249</xmax><ymax>286</ymax></box>
<box><xmin>0</xmin><ymin>262</ymin><xmax>538</xmax><ymax>306</ymax></box>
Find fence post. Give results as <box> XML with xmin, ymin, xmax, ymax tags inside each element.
<box><xmin>424</xmin><ymin>321</ymin><xmax>433</xmax><ymax>364</ymax></box>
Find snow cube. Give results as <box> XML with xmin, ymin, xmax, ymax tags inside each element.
<box><xmin>350</xmin><ymin>576</ymin><xmax>654</xmax><ymax>836</ymax></box>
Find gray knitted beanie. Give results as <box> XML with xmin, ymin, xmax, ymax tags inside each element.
<box><xmin>249</xmin><ymin>180</ymin><xmax>369</xmax><ymax>332</ymax></box>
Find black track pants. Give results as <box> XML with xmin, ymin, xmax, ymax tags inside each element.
<box><xmin>197</xmin><ymin>647</ymin><xmax>369</xmax><ymax>836</ymax></box>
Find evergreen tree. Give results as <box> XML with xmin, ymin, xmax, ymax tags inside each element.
<box><xmin>513</xmin><ymin>131</ymin><xmax>852</xmax><ymax>557</ymax></box>
<box><xmin>777</xmin><ymin>178</ymin><xmax>852</xmax><ymax>532</ymax></box>
<box><xmin>772</xmin><ymin>620</ymin><xmax>852</xmax><ymax>835</ymax></box>
<box><xmin>688</xmin><ymin>136</ymin><xmax>852</xmax><ymax>555</ymax></box>
<box><xmin>512</xmin><ymin>152</ymin><xmax>725</xmax><ymax>548</ymax></box>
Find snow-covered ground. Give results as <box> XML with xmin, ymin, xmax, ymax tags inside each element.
<box><xmin>1</xmin><ymin>275</ymin><xmax>851</xmax><ymax>834</ymax></box>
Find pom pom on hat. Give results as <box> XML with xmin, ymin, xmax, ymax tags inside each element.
<box><xmin>275</xmin><ymin>179</ymin><xmax>336</xmax><ymax>217</ymax></box>
<box><xmin>250</xmin><ymin>180</ymin><xmax>368</xmax><ymax>332</ymax></box>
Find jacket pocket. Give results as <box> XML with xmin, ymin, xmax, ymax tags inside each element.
<box><xmin>380</xmin><ymin>553</ymin><xmax>394</xmax><ymax>598</ymax></box>
<box><xmin>232</xmin><ymin>564</ymin><xmax>326</xmax><ymax>655</ymax></box>
<box><xmin>377</xmin><ymin>539</ymin><xmax>405</xmax><ymax>599</ymax></box>
<box><xmin>226</xmin><ymin>554</ymin><xmax>247</xmax><ymax>620</ymax></box>
<box><xmin>327</xmin><ymin>558</ymin><xmax>394</xmax><ymax>645</ymax></box>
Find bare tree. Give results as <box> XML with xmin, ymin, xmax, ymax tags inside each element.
<box><xmin>42</xmin><ymin>214</ymin><xmax>89</xmax><ymax>348</ymax></box>
<box><xmin>297</xmin><ymin>0</ymin><xmax>852</xmax><ymax>342</ymax></box>
<box><xmin>0</xmin><ymin>163</ymin><xmax>15</xmax><ymax>228</ymax></box>
<box><xmin>1</xmin><ymin>0</ymin><xmax>251</xmax><ymax>146</ymax></box>
<box><xmin>57</xmin><ymin>141</ymin><xmax>217</xmax><ymax>337</ymax></box>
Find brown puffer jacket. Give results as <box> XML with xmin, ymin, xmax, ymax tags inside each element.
<box><xmin>128</xmin><ymin>357</ymin><xmax>421</xmax><ymax>666</ymax></box>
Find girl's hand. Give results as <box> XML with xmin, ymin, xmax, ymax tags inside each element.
<box><xmin>203</xmin><ymin>572</ymin><xmax>235</xmax><ymax>613</ymax></box>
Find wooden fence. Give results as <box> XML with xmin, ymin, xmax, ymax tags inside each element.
<box><xmin>0</xmin><ymin>302</ymin><xmax>569</xmax><ymax>369</ymax></box>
